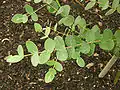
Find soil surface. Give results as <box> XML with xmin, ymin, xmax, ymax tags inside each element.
<box><xmin>0</xmin><ymin>0</ymin><xmax>120</xmax><ymax>90</ymax></box>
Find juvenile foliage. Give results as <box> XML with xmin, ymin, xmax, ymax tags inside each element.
<box><xmin>7</xmin><ymin>0</ymin><xmax>120</xmax><ymax>83</ymax></box>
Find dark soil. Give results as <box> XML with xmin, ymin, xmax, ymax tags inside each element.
<box><xmin>0</xmin><ymin>0</ymin><xmax>120</xmax><ymax>90</ymax></box>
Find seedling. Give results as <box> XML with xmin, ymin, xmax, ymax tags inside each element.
<box><xmin>5</xmin><ymin>0</ymin><xmax>120</xmax><ymax>83</ymax></box>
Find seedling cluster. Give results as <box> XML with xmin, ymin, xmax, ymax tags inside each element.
<box><xmin>5</xmin><ymin>0</ymin><xmax>120</xmax><ymax>83</ymax></box>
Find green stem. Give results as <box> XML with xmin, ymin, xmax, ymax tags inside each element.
<box><xmin>98</xmin><ymin>55</ymin><xmax>119</xmax><ymax>78</ymax></box>
<box><xmin>56</xmin><ymin>0</ymin><xmax>61</xmax><ymax>7</ymax></box>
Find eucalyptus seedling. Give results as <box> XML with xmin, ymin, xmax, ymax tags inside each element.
<box><xmin>6</xmin><ymin>0</ymin><xmax>120</xmax><ymax>83</ymax></box>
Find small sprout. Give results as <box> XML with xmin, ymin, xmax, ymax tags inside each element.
<box><xmin>6</xmin><ymin>45</ymin><xmax>24</xmax><ymax>63</ymax></box>
<box><xmin>34</xmin><ymin>23</ymin><xmax>42</xmax><ymax>32</ymax></box>
<box><xmin>45</xmin><ymin>68</ymin><xmax>56</xmax><ymax>83</ymax></box>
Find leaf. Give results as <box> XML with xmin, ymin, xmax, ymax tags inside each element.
<box><xmin>45</xmin><ymin>38</ymin><xmax>55</xmax><ymax>53</ymax></box>
<box><xmin>105</xmin><ymin>9</ymin><xmax>116</xmax><ymax>16</ymax></box>
<box><xmin>34</xmin><ymin>0</ymin><xmax>42</xmax><ymax>3</ymax></box>
<box><xmin>31</xmin><ymin>13</ymin><xmax>38</xmax><ymax>21</ymax></box>
<box><xmin>56</xmin><ymin>5</ymin><xmax>70</xmax><ymax>17</ymax></box>
<box><xmin>6</xmin><ymin>55</ymin><xmax>23</xmax><ymax>63</ymax></box>
<box><xmin>47</xmin><ymin>1</ymin><xmax>59</xmax><ymax>13</ymax></box>
<box><xmin>78</xmin><ymin>18</ymin><xmax>86</xmax><ymax>29</ymax></box>
<box><xmin>46</xmin><ymin>60</ymin><xmax>55</xmax><ymax>66</ymax></box>
<box><xmin>34</xmin><ymin>23</ymin><xmax>42</xmax><ymax>32</ymax></box>
<box><xmin>74</xmin><ymin>16</ymin><xmax>81</xmax><ymax>26</ymax></box>
<box><xmin>43</xmin><ymin>0</ymin><xmax>53</xmax><ymax>4</ymax></box>
<box><xmin>56</xmin><ymin>49</ymin><xmax>68</xmax><ymax>61</ymax></box>
<box><xmin>65</xmin><ymin>35</ymin><xmax>76</xmax><ymax>47</ymax></box>
<box><xmin>114</xmin><ymin>30</ymin><xmax>120</xmax><ymax>45</ymax></box>
<box><xmin>11</xmin><ymin>14</ymin><xmax>24</xmax><ymax>23</ymax></box>
<box><xmin>85</xmin><ymin>0</ymin><xmax>96</xmax><ymax>10</ymax></box>
<box><xmin>76</xmin><ymin>57</ymin><xmax>85</xmax><ymax>67</ymax></box>
<box><xmin>112</xmin><ymin>0</ymin><xmax>119</xmax><ymax>9</ymax></box>
<box><xmin>54</xmin><ymin>36</ymin><xmax>66</xmax><ymax>50</ymax></box>
<box><xmin>103</xmin><ymin>29</ymin><xmax>113</xmax><ymax>40</ymax></box>
<box><xmin>85</xmin><ymin>30</ymin><xmax>96</xmax><ymax>43</ymax></box>
<box><xmin>24</xmin><ymin>4</ymin><xmax>34</xmax><ymax>15</ymax></box>
<box><xmin>31</xmin><ymin>52</ymin><xmax>39</xmax><ymax>67</ymax></box>
<box><xmin>88</xmin><ymin>44</ymin><xmax>95</xmax><ymax>56</ymax></box>
<box><xmin>39</xmin><ymin>50</ymin><xmax>51</xmax><ymax>64</ymax></box>
<box><xmin>98</xmin><ymin>0</ymin><xmax>109</xmax><ymax>10</ymax></box>
<box><xmin>54</xmin><ymin>62</ymin><xmax>63</xmax><ymax>72</ymax></box>
<box><xmin>59</xmin><ymin>15</ymin><xmax>74</xmax><ymax>27</ymax></box>
<box><xmin>117</xmin><ymin>5</ymin><xmax>120</xmax><ymax>13</ymax></box>
<box><xmin>22</xmin><ymin>14</ymin><xmax>28</xmax><ymax>23</ymax></box>
<box><xmin>45</xmin><ymin>68</ymin><xmax>56</xmax><ymax>83</ymax></box>
<box><xmin>91</xmin><ymin>25</ymin><xmax>101</xmax><ymax>40</ymax></box>
<box><xmin>114</xmin><ymin>71</ymin><xmax>120</xmax><ymax>85</ymax></box>
<box><xmin>79</xmin><ymin>41</ymin><xmax>90</xmax><ymax>54</ymax></box>
<box><xmin>99</xmin><ymin>29</ymin><xmax>114</xmax><ymax>50</ymax></box>
<box><xmin>26</xmin><ymin>41</ymin><xmax>38</xmax><ymax>54</ymax></box>
<box><xmin>99</xmin><ymin>39</ymin><xmax>114</xmax><ymax>50</ymax></box>
<box><xmin>17</xmin><ymin>45</ymin><xmax>24</xmax><ymax>57</ymax></box>
<box><xmin>65</xmin><ymin>35</ymin><xmax>77</xmax><ymax>59</ymax></box>
<box><xmin>54</xmin><ymin>36</ymin><xmax>68</xmax><ymax>61</ymax></box>
<box><xmin>46</xmin><ymin>60</ymin><xmax>63</xmax><ymax>72</ymax></box>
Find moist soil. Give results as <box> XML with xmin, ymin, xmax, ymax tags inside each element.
<box><xmin>0</xmin><ymin>0</ymin><xmax>120</xmax><ymax>90</ymax></box>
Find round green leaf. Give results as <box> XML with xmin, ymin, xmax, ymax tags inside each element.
<box><xmin>76</xmin><ymin>57</ymin><xmax>85</xmax><ymax>67</ymax></box>
<box><xmin>34</xmin><ymin>23</ymin><xmax>42</xmax><ymax>32</ymax></box>
<box><xmin>99</xmin><ymin>40</ymin><xmax>114</xmax><ymax>50</ymax></box>
<box><xmin>17</xmin><ymin>45</ymin><xmax>24</xmax><ymax>57</ymax></box>
<box><xmin>112</xmin><ymin>0</ymin><xmax>119</xmax><ymax>9</ymax></box>
<box><xmin>103</xmin><ymin>29</ymin><xmax>113</xmax><ymax>40</ymax></box>
<box><xmin>6</xmin><ymin>55</ymin><xmax>23</xmax><ymax>63</ymax></box>
<box><xmin>26</xmin><ymin>41</ymin><xmax>38</xmax><ymax>54</ymax></box>
<box><xmin>39</xmin><ymin>50</ymin><xmax>51</xmax><ymax>64</ymax></box>
<box><xmin>56</xmin><ymin>49</ymin><xmax>68</xmax><ymax>61</ymax></box>
<box><xmin>85</xmin><ymin>0</ymin><xmax>96</xmax><ymax>10</ymax></box>
<box><xmin>62</xmin><ymin>15</ymin><xmax>74</xmax><ymax>27</ymax></box>
<box><xmin>54</xmin><ymin>62</ymin><xmax>63</xmax><ymax>72</ymax></box>
<box><xmin>98</xmin><ymin>0</ymin><xmax>109</xmax><ymax>10</ymax></box>
<box><xmin>79</xmin><ymin>41</ymin><xmax>90</xmax><ymax>54</ymax></box>
<box><xmin>31</xmin><ymin>52</ymin><xmax>39</xmax><ymax>67</ymax></box>
<box><xmin>46</xmin><ymin>60</ymin><xmax>55</xmax><ymax>66</ymax></box>
<box><xmin>31</xmin><ymin>13</ymin><xmax>38</xmax><ymax>21</ymax></box>
<box><xmin>45</xmin><ymin>38</ymin><xmax>55</xmax><ymax>53</ymax></box>
<box><xmin>45</xmin><ymin>68</ymin><xmax>56</xmax><ymax>83</ymax></box>
<box><xmin>22</xmin><ymin>14</ymin><xmax>28</xmax><ymax>23</ymax></box>
<box><xmin>11</xmin><ymin>14</ymin><xmax>23</xmax><ymax>23</ymax></box>
<box><xmin>47</xmin><ymin>1</ymin><xmax>59</xmax><ymax>13</ymax></box>
<box><xmin>24</xmin><ymin>4</ymin><xmax>34</xmax><ymax>15</ymax></box>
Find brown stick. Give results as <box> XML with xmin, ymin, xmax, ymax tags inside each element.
<box><xmin>98</xmin><ymin>55</ymin><xmax>119</xmax><ymax>78</ymax></box>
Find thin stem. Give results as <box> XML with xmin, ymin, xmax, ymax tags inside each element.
<box><xmin>56</xmin><ymin>0</ymin><xmax>61</xmax><ymax>7</ymax></box>
<box><xmin>98</xmin><ymin>55</ymin><xmax>119</xmax><ymax>78</ymax></box>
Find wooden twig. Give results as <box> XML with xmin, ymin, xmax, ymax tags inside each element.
<box><xmin>98</xmin><ymin>55</ymin><xmax>119</xmax><ymax>78</ymax></box>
